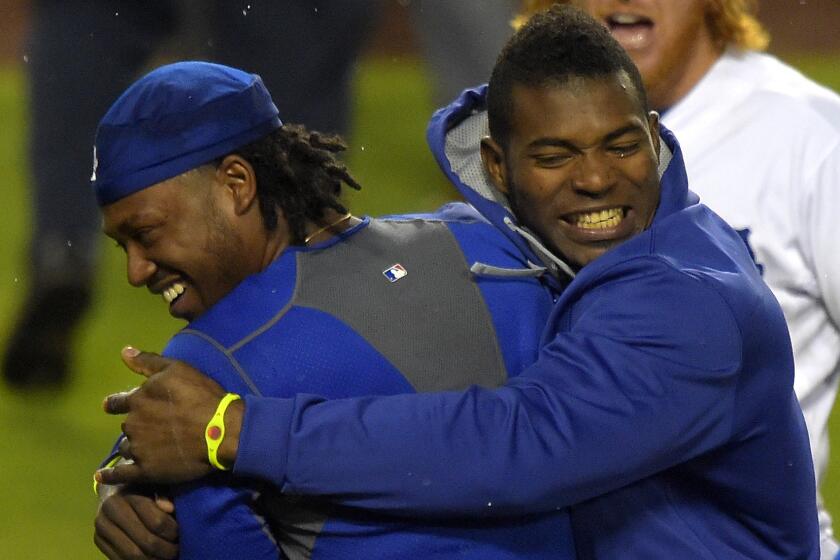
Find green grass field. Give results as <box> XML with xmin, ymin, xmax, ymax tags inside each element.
<box><xmin>0</xmin><ymin>53</ymin><xmax>838</xmax><ymax>558</ymax></box>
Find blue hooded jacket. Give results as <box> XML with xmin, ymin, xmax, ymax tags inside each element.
<box><xmin>235</xmin><ymin>87</ymin><xmax>820</xmax><ymax>558</ymax></box>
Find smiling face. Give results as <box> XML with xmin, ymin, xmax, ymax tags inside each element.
<box><xmin>102</xmin><ymin>164</ymin><xmax>261</xmax><ymax>321</ymax></box>
<box><xmin>482</xmin><ymin>72</ymin><xmax>661</xmax><ymax>270</ymax></box>
<box><xmin>574</xmin><ymin>0</ymin><xmax>721</xmax><ymax>109</ymax></box>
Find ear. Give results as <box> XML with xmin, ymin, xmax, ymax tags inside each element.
<box><xmin>647</xmin><ymin>111</ymin><xmax>661</xmax><ymax>164</ymax></box>
<box><xmin>480</xmin><ymin>136</ymin><xmax>511</xmax><ymax>195</ymax></box>
<box><xmin>215</xmin><ymin>155</ymin><xmax>258</xmax><ymax>216</ymax></box>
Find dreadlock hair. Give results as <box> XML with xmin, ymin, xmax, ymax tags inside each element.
<box><xmin>488</xmin><ymin>4</ymin><xmax>648</xmax><ymax>148</ymax></box>
<box><xmin>229</xmin><ymin>124</ymin><xmax>362</xmax><ymax>244</ymax></box>
<box><xmin>513</xmin><ymin>0</ymin><xmax>769</xmax><ymax>51</ymax></box>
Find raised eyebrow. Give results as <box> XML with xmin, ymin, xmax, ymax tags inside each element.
<box><xmin>603</xmin><ymin>123</ymin><xmax>647</xmax><ymax>144</ymax></box>
<box><xmin>527</xmin><ymin>138</ymin><xmax>577</xmax><ymax>151</ymax></box>
<box><xmin>527</xmin><ymin>124</ymin><xmax>646</xmax><ymax>151</ymax></box>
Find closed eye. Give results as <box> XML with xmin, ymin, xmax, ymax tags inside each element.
<box><xmin>609</xmin><ymin>143</ymin><xmax>640</xmax><ymax>158</ymax></box>
<box><xmin>533</xmin><ymin>153</ymin><xmax>573</xmax><ymax>167</ymax></box>
<box><xmin>133</xmin><ymin>226</ymin><xmax>159</xmax><ymax>248</ymax></box>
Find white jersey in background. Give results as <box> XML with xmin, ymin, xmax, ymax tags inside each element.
<box><xmin>663</xmin><ymin>48</ymin><xmax>840</xmax><ymax>556</ymax></box>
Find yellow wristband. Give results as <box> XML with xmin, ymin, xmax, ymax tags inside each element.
<box><xmin>205</xmin><ymin>393</ymin><xmax>242</xmax><ymax>471</ymax></box>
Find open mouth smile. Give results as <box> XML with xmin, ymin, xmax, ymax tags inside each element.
<box><xmin>161</xmin><ymin>282</ymin><xmax>186</xmax><ymax>304</ymax></box>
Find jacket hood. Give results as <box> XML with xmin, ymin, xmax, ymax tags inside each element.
<box><xmin>426</xmin><ymin>84</ymin><xmax>699</xmax><ymax>282</ymax></box>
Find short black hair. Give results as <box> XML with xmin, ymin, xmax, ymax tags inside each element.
<box><xmin>229</xmin><ymin>124</ymin><xmax>361</xmax><ymax>244</ymax></box>
<box><xmin>487</xmin><ymin>5</ymin><xmax>649</xmax><ymax>146</ymax></box>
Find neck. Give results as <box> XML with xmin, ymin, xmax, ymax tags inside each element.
<box><xmin>648</xmin><ymin>36</ymin><xmax>723</xmax><ymax>111</ymax></box>
<box><xmin>302</xmin><ymin>209</ymin><xmax>356</xmax><ymax>246</ymax></box>
<box><xmin>258</xmin><ymin>223</ymin><xmax>293</xmax><ymax>271</ymax></box>
<box><xmin>252</xmin><ymin>209</ymin><xmax>358</xmax><ymax>272</ymax></box>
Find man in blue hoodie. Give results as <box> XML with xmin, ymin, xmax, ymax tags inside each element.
<box><xmin>99</xmin><ymin>6</ymin><xmax>819</xmax><ymax>558</ymax></box>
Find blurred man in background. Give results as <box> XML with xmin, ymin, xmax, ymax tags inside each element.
<box><xmin>518</xmin><ymin>1</ymin><xmax>840</xmax><ymax>556</ymax></box>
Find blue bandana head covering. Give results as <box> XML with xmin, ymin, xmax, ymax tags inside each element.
<box><xmin>91</xmin><ymin>61</ymin><xmax>282</xmax><ymax>206</ymax></box>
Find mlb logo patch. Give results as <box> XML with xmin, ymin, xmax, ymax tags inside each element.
<box><xmin>383</xmin><ymin>263</ymin><xmax>407</xmax><ymax>283</ymax></box>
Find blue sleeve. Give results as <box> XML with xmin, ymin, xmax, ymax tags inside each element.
<box><xmin>380</xmin><ymin>201</ymin><xmax>486</xmax><ymax>223</ymax></box>
<box><xmin>162</xmin><ymin>333</ymin><xmax>283</xmax><ymax>559</ymax></box>
<box><xmin>174</xmin><ymin>481</ymin><xmax>281</xmax><ymax>560</ymax></box>
<box><xmin>234</xmin><ymin>260</ymin><xmax>743</xmax><ymax>516</ymax></box>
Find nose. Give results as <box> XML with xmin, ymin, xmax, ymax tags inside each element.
<box><xmin>570</xmin><ymin>152</ymin><xmax>615</xmax><ymax>197</ymax></box>
<box><xmin>125</xmin><ymin>244</ymin><xmax>157</xmax><ymax>288</ymax></box>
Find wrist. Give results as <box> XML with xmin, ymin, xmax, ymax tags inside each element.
<box><xmin>218</xmin><ymin>398</ymin><xmax>243</xmax><ymax>468</ymax></box>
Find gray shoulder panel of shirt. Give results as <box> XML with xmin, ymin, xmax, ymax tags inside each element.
<box><xmin>293</xmin><ymin>218</ymin><xmax>509</xmax><ymax>392</ymax></box>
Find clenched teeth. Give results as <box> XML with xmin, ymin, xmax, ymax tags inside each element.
<box><xmin>573</xmin><ymin>208</ymin><xmax>625</xmax><ymax>230</ymax></box>
<box><xmin>162</xmin><ymin>282</ymin><xmax>185</xmax><ymax>304</ymax></box>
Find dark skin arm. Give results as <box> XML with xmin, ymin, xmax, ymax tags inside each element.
<box><xmin>94</xmin><ymin>484</ymin><xmax>178</xmax><ymax>560</ymax></box>
<box><xmin>96</xmin><ymin>347</ymin><xmax>243</xmax><ymax>487</ymax></box>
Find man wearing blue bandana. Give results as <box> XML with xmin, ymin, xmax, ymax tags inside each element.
<box><xmin>97</xmin><ymin>6</ymin><xmax>820</xmax><ymax>559</ymax></box>
<box><xmin>91</xmin><ymin>61</ymin><xmax>574</xmax><ymax>558</ymax></box>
